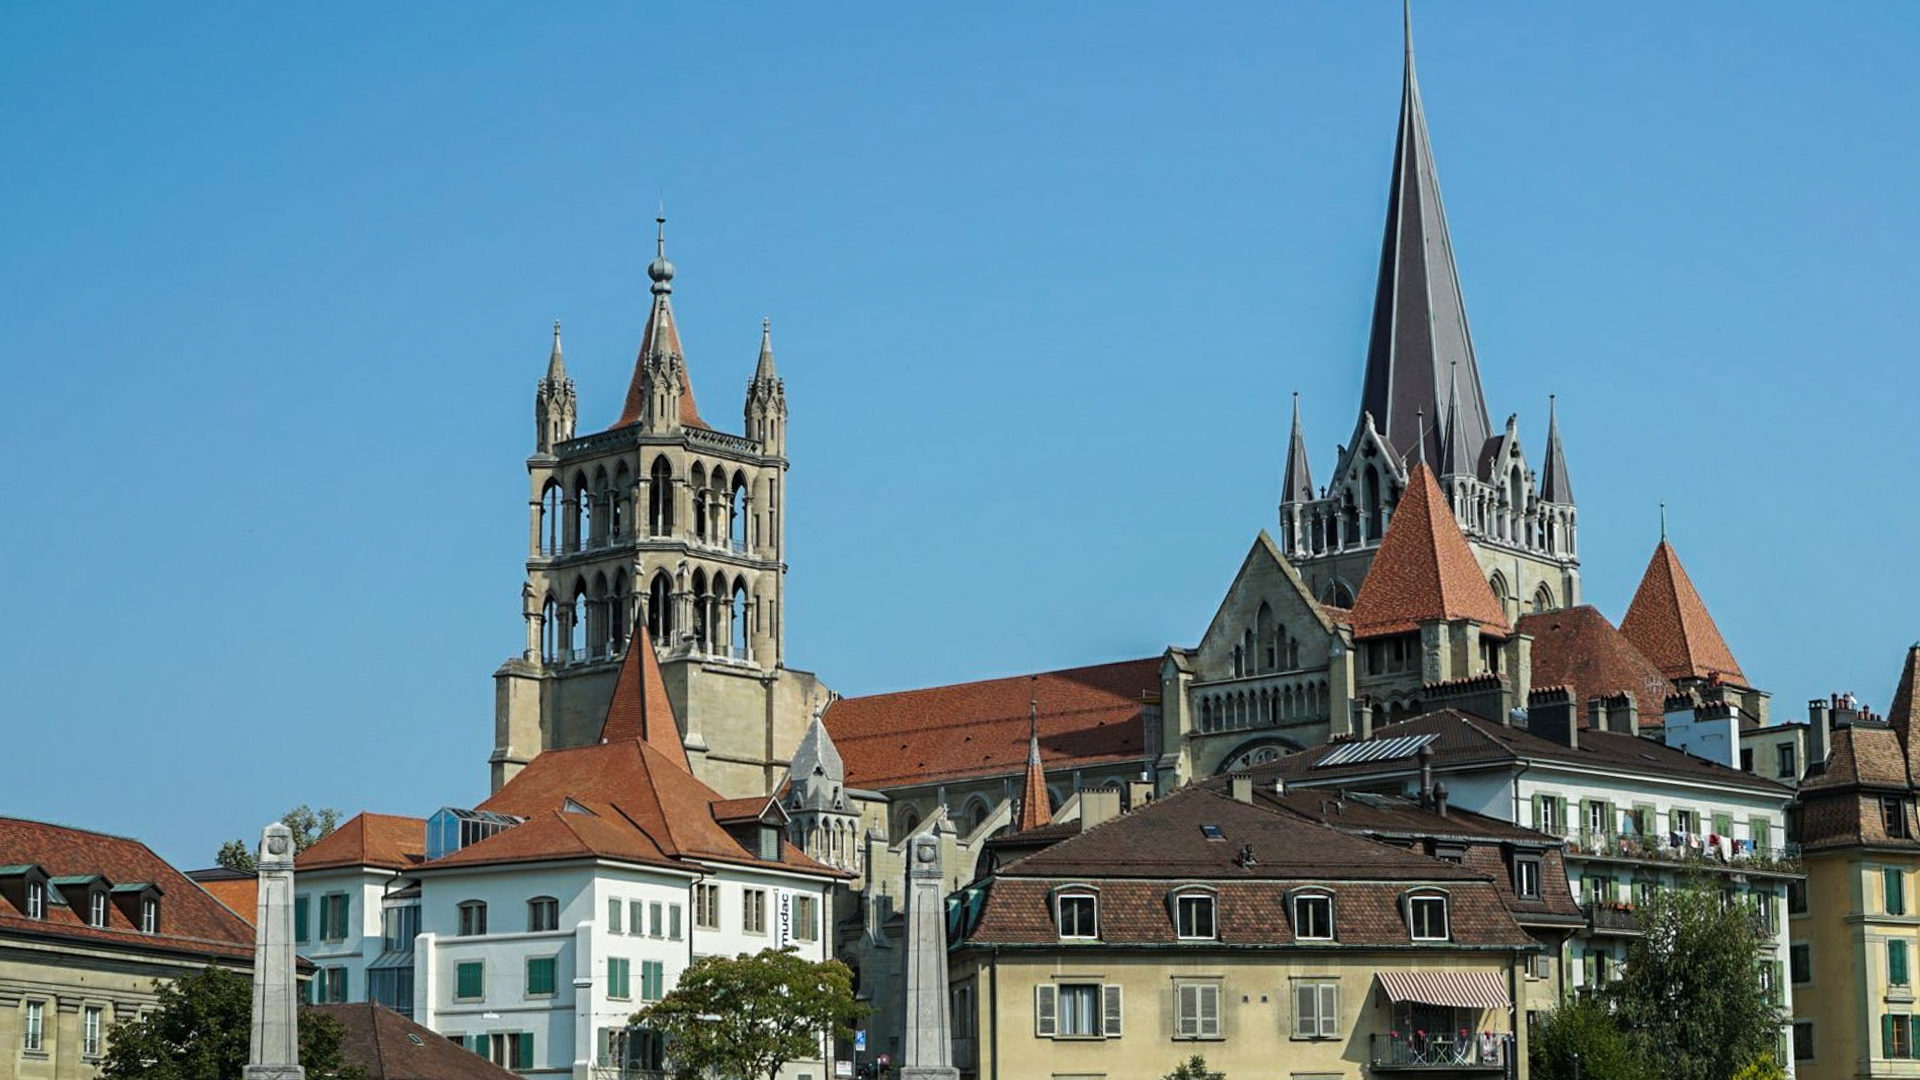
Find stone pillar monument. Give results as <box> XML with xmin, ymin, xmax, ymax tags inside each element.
<box><xmin>247</xmin><ymin>822</ymin><xmax>305</xmax><ymax>1080</ymax></box>
<box><xmin>899</xmin><ymin>834</ymin><xmax>958</xmax><ymax>1080</ymax></box>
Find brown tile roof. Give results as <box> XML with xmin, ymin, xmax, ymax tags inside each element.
<box><xmin>597</xmin><ymin>623</ymin><xmax>690</xmax><ymax>771</ymax></box>
<box><xmin>1517</xmin><ymin>605</ymin><xmax>1672</xmax><ymax>722</ymax></box>
<box><xmin>311</xmin><ymin>1003</ymin><xmax>521</xmax><ymax>1080</ymax></box>
<box><xmin>297</xmin><ymin>813</ymin><xmax>427</xmax><ymax>873</ymax></box>
<box><xmin>614</xmin><ymin>292</ymin><xmax>709</xmax><ymax>431</ymax></box>
<box><xmin>1347</xmin><ymin>463</ymin><xmax>1509</xmax><ymax>638</ymax></box>
<box><xmin>0</xmin><ymin>817</ymin><xmax>255</xmax><ymax>961</ymax></box>
<box><xmin>1619</xmin><ymin>540</ymin><xmax>1746</xmax><ymax>684</ymax></box>
<box><xmin>420</xmin><ymin>803</ymin><xmax>679</xmax><ymax>872</ymax></box>
<box><xmin>826</xmin><ymin>658</ymin><xmax>1159</xmax><ymax>790</ymax></box>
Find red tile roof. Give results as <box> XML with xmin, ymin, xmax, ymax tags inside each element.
<box><xmin>1347</xmin><ymin>463</ymin><xmax>1509</xmax><ymax>638</ymax></box>
<box><xmin>597</xmin><ymin>623</ymin><xmax>690</xmax><ymax>771</ymax></box>
<box><xmin>1619</xmin><ymin>540</ymin><xmax>1746</xmax><ymax>684</ymax></box>
<box><xmin>297</xmin><ymin>813</ymin><xmax>427</xmax><ymax>873</ymax></box>
<box><xmin>312</xmin><ymin>1003</ymin><xmax>522</xmax><ymax>1080</ymax></box>
<box><xmin>614</xmin><ymin>294</ymin><xmax>709</xmax><ymax>431</ymax></box>
<box><xmin>1516</xmin><ymin>605</ymin><xmax>1672</xmax><ymax>722</ymax></box>
<box><xmin>0</xmin><ymin>817</ymin><xmax>255</xmax><ymax>961</ymax></box>
<box><xmin>825</xmin><ymin>658</ymin><xmax>1160</xmax><ymax>790</ymax></box>
<box><xmin>1017</xmin><ymin>731</ymin><xmax>1053</xmax><ymax>832</ymax></box>
<box><xmin>197</xmin><ymin>876</ymin><xmax>259</xmax><ymax>923</ymax></box>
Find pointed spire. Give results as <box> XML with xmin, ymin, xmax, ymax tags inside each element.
<box><xmin>598</xmin><ymin>621</ymin><xmax>692</xmax><ymax>773</ymax></box>
<box><xmin>1356</xmin><ymin>4</ymin><xmax>1491</xmax><ymax>470</ymax></box>
<box><xmin>615</xmin><ymin>214</ymin><xmax>709</xmax><ymax>431</ymax></box>
<box><xmin>1017</xmin><ymin>691</ymin><xmax>1052</xmax><ymax>832</ymax></box>
<box><xmin>754</xmin><ymin>317</ymin><xmax>778</xmax><ymax>382</ymax></box>
<box><xmin>1347</xmin><ymin>462</ymin><xmax>1510</xmax><ymax>637</ymax></box>
<box><xmin>789</xmin><ymin>703</ymin><xmax>846</xmax><ymax>811</ymax></box>
<box><xmin>1619</xmin><ymin>539</ymin><xmax>1747</xmax><ymax>684</ymax></box>
<box><xmin>545</xmin><ymin>319</ymin><xmax>568</xmax><ymax>382</ymax></box>
<box><xmin>1280</xmin><ymin>392</ymin><xmax>1316</xmax><ymax>504</ymax></box>
<box><xmin>1889</xmin><ymin>645</ymin><xmax>1920</xmax><ymax>779</ymax></box>
<box><xmin>1539</xmin><ymin>395</ymin><xmax>1575</xmax><ymax>504</ymax></box>
<box><xmin>1441</xmin><ymin>361</ymin><xmax>1475</xmax><ymax>476</ymax></box>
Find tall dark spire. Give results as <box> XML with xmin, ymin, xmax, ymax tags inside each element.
<box><xmin>1280</xmin><ymin>392</ymin><xmax>1315</xmax><ymax>504</ymax></box>
<box><xmin>1356</xmin><ymin>4</ymin><xmax>1491</xmax><ymax>470</ymax></box>
<box><xmin>1539</xmin><ymin>395</ymin><xmax>1574</xmax><ymax>504</ymax></box>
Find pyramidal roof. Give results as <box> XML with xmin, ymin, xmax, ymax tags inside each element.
<box><xmin>1619</xmin><ymin>540</ymin><xmax>1746</xmax><ymax>684</ymax></box>
<box><xmin>1016</xmin><ymin>704</ymin><xmax>1053</xmax><ymax>833</ymax></box>
<box><xmin>614</xmin><ymin>223</ymin><xmax>709</xmax><ymax>431</ymax></box>
<box><xmin>1355</xmin><ymin>8</ymin><xmax>1491</xmax><ymax>468</ymax></box>
<box><xmin>1347</xmin><ymin>462</ymin><xmax>1509</xmax><ymax>638</ymax></box>
<box><xmin>1280</xmin><ymin>393</ymin><xmax>1315</xmax><ymax>504</ymax></box>
<box><xmin>1539</xmin><ymin>397</ymin><xmax>1574</xmax><ymax>504</ymax></box>
<box><xmin>1888</xmin><ymin>644</ymin><xmax>1920</xmax><ymax>781</ymax></box>
<box><xmin>598</xmin><ymin>622</ymin><xmax>690</xmax><ymax>772</ymax></box>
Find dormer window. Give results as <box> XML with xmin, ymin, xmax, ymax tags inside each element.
<box><xmin>1173</xmin><ymin>890</ymin><xmax>1217</xmax><ymax>940</ymax></box>
<box><xmin>142</xmin><ymin>897</ymin><xmax>159</xmax><ymax>934</ymax></box>
<box><xmin>1291</xmin><ymin>891</ymin><xmax>1334</xmax><ymax>941</ymax></box>
<box><xmin>1514</xmin><ymin>856</ymin><xmax>1542</xmax><ymax>900</ymax></box>
<box><xmin>1408</xmin><ymin>891</ymin><xmax>1450</xmax><ymax>941</ymax></box>
<box><xmin>26</xmin><ymin>881</ymin><xmax>44</xmax><ymax>920</ymax></box>
<box><xmin>89</xmin><ymin>890</ymin><xmax>108</xmax><ymax>928</ymax></box>
<box><xmin>1056</xmin><ymin>891</ymin><xmax>1098</xmax><ymax>940</ymax></box>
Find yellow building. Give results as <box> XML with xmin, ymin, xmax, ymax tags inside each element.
<box><xmin>1790</xmin><ymin>646</ymin><xmax>1920</xmax><ymax>1078</ymax></box>
<box><xmin>948</xmin><ymin>783</ymin><xmax>1535</xmax><ymax>1080</ymax></box>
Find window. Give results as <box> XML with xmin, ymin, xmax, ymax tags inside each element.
<box><xmin>142</xmin><ymin>897</ymin><xmax>159</xmax><ymax>934</ymax></box>
<box><xmin>608</xmin><ymin>957</ymin><xmax>632</xmax><ymax>1000</ymax></box>
<box><xmin>629</xmin><ymin>899</ymin><xmax>644</xmax><ymax>936</ymax></box>
<box><xmin>1894</xmin><ymin>941</ymin><xmax>1911</xmax><ymax>987</ymax></box>
<box><xmin>368</xmin><ymin>967</ymin><xmax>414</xmax><ymax>1017</ymax></box>
<box><xmin>528</xmin><ymin>897</ymin><xmax>558</xmax><ymax>933</ymax></box>
<box><xmin>90</xmin><ymin>890</ymin><xmax>108</xmax><ymax>928</ymax></box>
<box><xmin>322</xmin><ymin>966</ymin><xmax>348</xmax><ymax>1004</ymax></box>
<box><xmin>455</xmin><ymin>961</ymin><xmax>484</xmax><ymax>1001</ymax></box>
<box><xmin>26</xmin><ymin>881</ymin><xmax>44</xmax><ymax>920</ymax></box>
<box><xmin>526</xmin><ymin>956</ymin><xmax>557</xmax><ymax>997</ymax></box>
<box><xmin>1292</xmin><ymin>981</ymin><xmax>1339</xmax><ymax>1039</ymax></box>
<box><xmin>694</xmin><ymin>884</ymin><xmax>720</xmax><ymax>930</ymax></box>
<box><xmin>607</xmin><ymin>897</ymin><xmax>623</xmax><ymax>934</ymax></box>
<box><xmin>1409</xmin><ymin>894</ymin><xmax>1449</xmax><ymax>940</ymax></box>
<box><xmin>1888</xmin><ymin>799</ymin><xmax>1911</xmax><ymax>840</ymax></box>
<box><xmin>648</xmin><ymin>901</ymin><xmax>663</xmax><ymax>938</ymax></box>
<box><xmin>641</xmin><ymin>960</ymin><xmax>665</xmax><ymax>1001</ymax></box>
<box><xmin>294</xmin><ymin>895</ymin><xmax>310</xmax><ymax>943</ymax></box>
<box><xmin>1887</xmin><ymin>1014</ymin><xmax>1916</xmax><ymax>1059</ymax></box>
<box><xmin>1751</xmin><ymin>818</ymin><xmax>1772</xmax><ymax>855</ymax></box>
<box><xmin>1534</xmin><ymin>795</ymin><xmax>1563</xmax><ymax>836</ymax></box>
<box><xmin>669</xmin><ymin>902</ymin><xmax>684</xmax><ymax>940</ymax></box>
<box><xmin>1793</xmin><ymin>1020</ymin><xmax>1813</xmax><ymax>1061</ymax></box>
<box><xmin>1514</xmin><ymin>858</ymin><xmax>1542</xmax><ymax>900</ymax></box>
<box><xmin>1057</xmin><ymin>894</ymin><xmax>1098</xmax><ymax>939</ymax></box>
<box><xmin>383</xmin><ymin>904</ymin><xmax>420</xmax><ymax>951</ymax></box>
<box><xmin>321</xmin><ymin>893</ymin><xmax>351</xmax><ymax>941</ymax></box>
<box><xmin>1778</xmin><ymin>744</ymin><xmax>1797</xmax><ymax>779</ymax></box>
<box><xmin>1673</xmin><ymin>808</ymin><xmax>1697</xmax><ymax>834</ymax></box>
<box><xmin>1741</xmin><ymin>748</ymin><xmax>1754</xmax><ymax>773</ymax></box>
<box><xmin>84</xmin><ymin>1005</ymin><xmax>103</xmax><ymax>1057</ymax></box>
<box><xmin>1889</xmin><ymin>869</ymin><xmax>1908</xmax><ymax>917</ymax></box>
<box><xmin>1586</xmin><ymin>800</ymin><xmax>1611</xmax><ymax>836</ymax></box>
<box><xmin>1176</xmin><ymin>893</ymin><xmax>1216</xmax><ymax>939</ymax></box>
<box><xmin>1790</xmin><ymin>943</ymin><xmax>1811</xmax><ymax>985</ymax></box>
<box><xmin>1175</xmin><ymin>983</ymin><xmax>1220</xmax><ymax>1039</ymax></box>
<box><xmin>1034</xmin><ymin>984</ymin><xmax>1120</xmax><ymax>1039</ymax></box>
<box><xmin>24</xmin><ymin>1000</ymin><xmax>43</xmax><ymax>1052</ymax></box>
<box><xmin>743</xmin><ymin>889</ymin><xmax>768</xmax><ymax>935</ymax></box>
<box><xmin>1293</xmin><ymin>893</ymin><xmax>1334</xmax><ymax>940</ymax></box>
<box><xmin>1788</xmin><ymin>879</ymin><xmax>1809</xmax><ymax>915</ymax></box>
<box><xmin>794</xmin><ymin>895</ymin><xmax>819</xmax><ymax>942</ymax></box>
<box><xmin>1754</xmin><ymin>890</ymin><xmax>1777</xmax><ymax>936</ymax></box>
<box><xmin>474</xmin><ymin>1032</ymin><xmax>535</xmax><ymax>1069</ymax></box>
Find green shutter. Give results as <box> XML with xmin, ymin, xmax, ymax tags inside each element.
<box><xmin>527</xmin><ymin>956</ymin><xmax>556</xmax><ymax>996</ymax></box>
<box><xmin>1556</xmin><ymin>798</ymin><xmax>1569</xmax><ymax>836</ymax></box>
<box><xmin>470</xmin><ymin>1034</ymin><xmax>489</xmax><ymax>1055</ymax></box>
<box><xmin>516</xmin><ymin>1033</ymin><xmax>535</xmax><ymax>1069</ymax></box>
<box><xmin>1890</xmin><ymin>870</ymin><xmax>1908</xmax><ymax>916</ymax></box>
<box><xmin>1531</xmin><ymin>795</ymin><xmax>1544</xmax><ymax>830</ymax></box>
<box><xmin>1910</xmin><ymin>1017</ymin><xmax>1920</xmax><ymax>1061</ymax></box>
<box><xmin>457</xmin><ymin>961</ymin><xmax>483</xmax><ymax>1000</ymax></box>
<box><xmin>1895</xmin><ymin>942</ymin><xmax>1911</xmax><ymax>987</ymax></box>
<box><xmin>294</xmin><ymin>896</ymin><xmax>309</xmax><ymax>944</ymax></box>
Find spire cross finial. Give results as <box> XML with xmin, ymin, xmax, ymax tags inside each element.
<box><xmin>655</xmin><ymin>210</ymin><xmax>666</xmax><ymax>258</ymax></box>
<box><xmin>1660</xmin><ymin>502</ymin><xmax>1668</xmax><ymax>541</ymax></box>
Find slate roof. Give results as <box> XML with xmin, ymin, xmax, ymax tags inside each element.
<box><xmin>1889</xmin><ymin>645</ymin><xmax>1920</xmax><ymax>781</ymax></box>
<box><xmin>0</xmin><ymin>817</ymin><xmax>255</xmax><ymax>961</ymax></box>
<box><xmin>297</xmin><ymin>813</ymin><xmax>427</xmax><ymax>873</ymax></box>
<box><xmin>597</xmin><ymin>622</ymin><xmax>689</xmax><ymax>770</ymax></box>
<box><xmin>1281</xmin><ymin>393</ymin><xmax>1315</xmax><ymax>504</ymax></box>
<box><xmin>1539</xmin><ymin>400</ymin><xmax>1574</xmax><ymax>504</ymax></box>
<box><xmin>1517</xmin><ymin>605</ymin><xmax>1671</xmax><ymax>722</ymax></box>
<box><xmin>313</xmin><ymin>1003</ymin><xmax>522</xmax><ymax>1080</ymax></box>
<box><xmin>1346</xmin><ymin>463</ymin><xmax>1509</xmax><ymax>638</ymax></box>
<box><xmin>825</xmin><ymin>658</ymin><xmax>1159</xmax><ymax>790</ymax></box>
<box><xmin>1619</xmin><ymin>540</ymin><xmax>1746</xmax><ymax>684</ymax></box>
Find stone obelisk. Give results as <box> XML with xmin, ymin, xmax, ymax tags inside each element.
<box><xmin>247</xmin><ymin>823</ymin><xmax>305</xmax><ymax>1080</ymax></box>
<box><xmin>899</xmin><ymin>834</ymin><xmax>958</xmax><ymax>1080</ymax></box>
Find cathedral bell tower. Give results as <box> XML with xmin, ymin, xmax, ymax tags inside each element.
<box><xmin>491</xmin><ymin>217</ymin><xmax>830</xmax><ymax>799</ymax></box>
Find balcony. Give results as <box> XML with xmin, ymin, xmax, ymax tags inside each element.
<box><xmin>1561</xmin><ymin>830</ymin><xmax>1802</xmax><ymax>876</ymax></box>
<box><xmin>1370</xmin><ymin>1031</ymin><xmax>1512</xmax><ymax>1071</ymax></box>
<box><xmin>1582</xmin><ymin>900</ymin><xmax>1643</xmax><ymax>936</ymax></box>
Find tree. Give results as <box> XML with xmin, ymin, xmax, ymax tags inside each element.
<box><xmin>1528</xmin><ymin>997</ymin><xmax>1647</xmax><ymax>1080</ymax></box>
<box><xmin>1608</xmin><ymin>882</ymin><xmax>1781</xmax><ymax>1080</ymax></box>
<box><xmin>99</xmin><ymin>964</ymin><xmax>365</xmax><ymax>1080</ymax></box>
<box><xmin>634</xmin><ymin>947</ymin><xmax>865</xmax><ymax>1080</ymax></box>
<box><xmin>216</xmin><ymin>805</ymin><xmax>344</xmax><ymax>871</ymax></box>
<box><xmin>1161</xmin><ymin>1055</ymin><xmax>1225</xmax><ymax>1080</ymax></box>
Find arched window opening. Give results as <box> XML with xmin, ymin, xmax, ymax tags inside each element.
<box><xmin>1256</xmin><ymin>603</ymin><xmax>1276</xmax><ymax>673</ymax></box>
<box><xmin>1533</xmin><ymin>583</ymin><xmax>1554</xmax><ymax>614</ymax></box>
<box><xmin>573</xmin><ymin>478</ymin><xmax>593</xmax><ymax>553</ymax></box>
<box><xmin>590</xmin><ymin>467</ymin><xmax>609</xmax><ymax>548</ymax></box>
<box><xmin>590</xmin><ymin>572</ymin><xmax>610</xmax><ymax>658</ymax></box>
<box><xmin>899</xmin><ymin>807</ymin><xmax>921</xmax><ymax>841</ymax></box>
<box><xmin>540</xmin><ymin>481</ymin><xmax>566</xmax><ymax>556</ymax></box>
<box><xmin>1363</xmin><ymin>466</ymin><xmax>1383</xmax><ymax>542</ymax></box>
<box><xmin>648</xmin><ymin>457</ymin><xmax>674</xmax><ymax>536</ymax></box>
<box><xmin>731</xmin><ymin>584</ymin><xmax>750</xmax><ymax>660</ymax></box>
<box><xmin>730</xmin><ymin>478</ymin><xmax>749</xmax><ymax>552</ymax></box>
<box><xmin>691</xmin><ymin>570</ymin><xmax>710</xmax><ymax>653</ymax></box>
<box><xmin>648</xmin><ymin>572</ymin><xmax>673</xmax><ymax>645</ymax></box>
<box><xmin>611</xmin><ymin>570</ymin><xmax>630</xmax><ymax>651</ymax></box>
<box><xmin>570</xmin><ymin>584</ymin><xmax>588</xmax><ymax>662</ymax></box>
<box><xmin>611</xmin><ymin>463</ymin><xmax>631</xmax><ymax>540</ymax></box>
<box><xmin>690</xmin><ymin>464</ymin><xmax>709</xmax><ymax>542</ymax></box>
<box><xmin>541</xmin><ymin>597</ymin><xmax>559</xmax><ymax>662</ymax></box>
<box><xmin>1230</xmin><ymin>645</ymin><xmax>1244</xmax><ymax>678</ymax></box>
<box><xmin>1489</xmin><ymin>573</ymin><xmax>1509</xmax><ymax>616</ymax></box>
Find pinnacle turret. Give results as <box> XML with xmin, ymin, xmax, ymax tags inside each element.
<box><xmin>1539</xmin><ymin>395</ymin><xmax>1574</xmax><ymax>505</ymax></box>
<box><xmin>1280</xmin><ymin>392</ymin><xmax>1315</xmax><ymax>505</ymax></box>
<box><xmin>534</xmin><ymin>319</ymin><xmax>577</xmax><ymax>454</ymax></box>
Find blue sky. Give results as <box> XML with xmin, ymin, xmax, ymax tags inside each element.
<box><xmin>3</xmin><ymin>4</ymin><xmax>1917</xmax><ymax>867</ymax></box>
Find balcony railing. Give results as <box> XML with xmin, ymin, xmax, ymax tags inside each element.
<box><xmin>1370</xmin><ymin>1031</ymin><xmax>1511</xmax><ymax>1071</ymax></box>
<box><xmin>1561</xmin><ymin>829</ymin><xmax>1802</xmax><ymax>874</ymax></box>
<box><xmin>1581</xmin><ymin>900</ymin><xmax>1643</xmax><ymax>935</ymax></box>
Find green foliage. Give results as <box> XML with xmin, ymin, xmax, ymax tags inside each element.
<box><xmin>1729</xmin><ymin>1053</ymin><xmax>1789</xmax><ymax>1080</ymax></box>
<box><xmin>1609</xmin><ymin>882</ymin><xmax>1781</xmax><ymax>1080</ymax></box>
<box><xmin>634</xmin><ymin>947</ymin><xmax>865</xmax><ymax>1080</ymax></box>
<box><xmin>215</xmin><ymin>805</ymin><xmax>344</xmax><ymax>871</ymax></box>
<box><xmin>98</xmin><ymin>965</ymin><xmax>364</xmax><ymax>1080</ymax></box>
<box><xmin>1528</xmin><ymin>997</ymin><xmax>1648</xmax><ymax>1080</ymax></box>
<box><xmin>1161</xmin><ymin>1055</ymin><xmax>1225</xmax><ymax>1080</ymax></box>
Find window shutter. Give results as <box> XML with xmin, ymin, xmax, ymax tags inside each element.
<box><xmin>1531</xmin><ymin>795</ymin><xmax>1544</xmax><ymax>830</ymax></box>
<box><xmin>1556</xmin><ymin>798</ymin><xmax>1569</xmax><ymax>834</ymax></box>
<box><xmin>516</xmin><ymin>1033</ymin><xmax>535</xmax><ymax>1069</ymax></box>
<box><xmin>1199</xmin><ymin>984</ymin><xmax>1220</xmax><ymax>1037</ymax></box>
<box><xmin>1910</xmin><ymin>1016</ymin><xmax>1920</xmax><ymax>1060</ymax></box>
<box><xmin>294</xmin><ymin>896</ymin><xmax>309</xmax><ymax>943</ymax></box>
<box><xmin>1034</xmin><ymin>984</ymin><xmax>1056</xmax><ymax>1037</ymax></box>
<box><xmin>669</xmin><ymin>904</ymin><xmax>683</xmax><ymax>939</ymax></box>
<box><xmin>1895</xmin><ymin>942</ymin><xmax>1911</xmax><ymax>986</ymax></box>
<box><xmin>1317</xmin><ymin>983</ymin><xmax>1340</xmax><ymax>1038</ymax></box>
<box><xmin>1103</xmin><ymin>984</ymin><xmax>1123</xmax><ymax>1037</ymax></box>
<box><xmin>1886</xmin><ymin>1014</ymin><xmax>1898</xmax><ymax>1058</ymax></box>
<box><xmin>1293</xmin><ymin>983</ymin><xmax>1316</xmax><ymax>1038</ymax></box>
<box><xmin>1602</xmin><ymin>802</ymin><xmax>1616</xmax><ymax>835</ymax></box>
<box><xmin>470</xmin><ymin>1034</ymin><xmax>488</xmax><ymax>1055</ymax></box>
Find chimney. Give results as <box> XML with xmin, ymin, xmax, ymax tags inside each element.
<box><xmin>1616</xmin><ymin>696</ymin><xmax>1640</xmax><ymax>737</ymax></box>
<box><xmin>1126</xmin><ymin>779</ymin><xmax>1154</xmax><ymax>812</ymax></box>
<box><xmin>1807</xmin><ymin>698</ymin><xmax>1831</xmax><ymax>769</ymax></box>
<box><xmin>1526</xmin><ymin>687</ymin><xmax>1578</xmax><ymax>749</ymax></box>
<box><xmin>1271</xmin><ymin>777</ymin><xmax>1287</xmax><ymax>796</ymax></box>
<box><xmin>1229</xmin><ymin>773</ymin><xmax>1253</xmax><ymax>805</ymax></box>
<box><xmin>1078</xmin><ymin>786</ymin><xmax>1122</xmax><ymax>833</ymax></box>
<box><xmin>1417</xmin><ymin>744</ymin><xmax>1435</xmax><ymax>808</ymax></box>
<box><xmin>1433</xmin><ymin>781</ymin><xmax>1450</xmax><ymax>819</ymax></box>
<box><xmin>1355</xmin><ymin>699</ymin><xmax>1375</xmax><ymax>741</ymax></box>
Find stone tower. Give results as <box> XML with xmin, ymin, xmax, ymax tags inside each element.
<box><xmin>492</xmin><ymin>218</ymin><xmax>831</xmax><ymax>799</ymax></box>
<box><xmin>1277</xmin><ymin>11</ymin><xmax>1579</xmax><ymax>620</ymax></box>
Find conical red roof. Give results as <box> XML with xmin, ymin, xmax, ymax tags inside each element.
<box><xmin>1619</xmin><ymin>541</ymin><xmax>1745</xmax><ymax>684</ymax></box>
<box><xmin>598</xmin><ymin>622</ymin><xmax>690</xmax><ymax>772</ymax></box>
<box><xmin>614</xmin><ymin>293</ymin><xmax>708</xmax><ymax>430</ymax></box>
<box><xmin>1347</xmin><ymin>463</ymin><xmax>1509</xmax><ymax>638</ymax></box>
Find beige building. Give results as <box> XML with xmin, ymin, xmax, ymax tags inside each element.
<box><xmin>1789</xmin><ymin>646</ymin><xmax>1920</xmax><ymax>1078</ymax></box>
<box><xmin>0</xmin><ymin>817</ymin><xmax>256</xmax><ymax>1080</ymax></box>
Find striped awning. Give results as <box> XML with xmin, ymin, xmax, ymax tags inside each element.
<box><xmin>1377</xmin><ymin>971</ymin><xmax>1510</xmax><ymax>1010</ymax></box>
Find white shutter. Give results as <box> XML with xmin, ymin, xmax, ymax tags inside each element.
<box><xmin>1102</xmin><ymin>984</ymin><xmax>1123</xmax><ymax>1037</ymax></box>
<box><xmin>1316</xmin><ymin>983</ymin><xmax>1340</xmax><ymax>1038</ymax></box>
<box><xmin>1199</xmin><ymin>984</ymin><xmax>1220</xmax><ymax>1037</ymax></box>
<box><xmin>1293</xmin><ymin>983</ymin><xmax>1317</xmax><ymax>1038</ymax></box>
<box><xmin>1035</xmin><ymin>984</ymin><xmax>1056</xmax><ymax>1037</ymax></box>
<box><xmin>1177</xmin><ymin>985</ymin><xmax>1198</xmax><ymax>1037</ymax></box>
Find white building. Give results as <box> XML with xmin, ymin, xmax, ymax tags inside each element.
<box><xmin>293</xmin><ymin>626</ymin><xmax>846</xmax><ymax>1078</ymax></box>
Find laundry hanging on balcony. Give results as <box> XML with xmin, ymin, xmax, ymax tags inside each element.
<box><xmin>1375</xmin><ymin>970</ymin><xmax>1510</xmax><ymax>1010</ymax></box>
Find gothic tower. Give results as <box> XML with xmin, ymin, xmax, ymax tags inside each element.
<box><xmin>492</xmin><ymin>218</ymin><xmax>831</xmax><ymax>798</ymax></box>
<box><xmin>1276</xmin><ymin>11</ymin><xmax>1580</xmax><ymax>620</ymax></box>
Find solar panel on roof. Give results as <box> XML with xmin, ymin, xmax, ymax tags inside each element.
<box><xmin>1313</xmin><ymin>733</ymin><xmax>1438</xmax><ymax>769</ymax></box>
